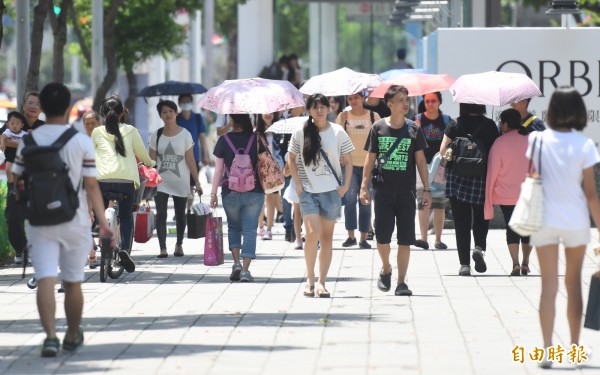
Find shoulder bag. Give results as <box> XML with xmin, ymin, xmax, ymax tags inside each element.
<box><xmin>508</xmin><ymin>134</ymin><xmax>544</xmax><ymax>236</ymax></box>
<box><xmin>256</xmin><ymin>134</ymin><xmax>285</xmax><ymax>194</ymax></box>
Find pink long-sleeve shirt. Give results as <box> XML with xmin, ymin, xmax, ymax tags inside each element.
<box><xmin>484</xmin><ymin>130</ymin><xmax>529</xmax><ymax>220</ymax></box>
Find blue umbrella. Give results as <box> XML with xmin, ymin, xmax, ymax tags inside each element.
<box><xmin>379</xmin><ymin>68</ymin><xmax>427</xmax><ymax>81</ymax></box>
<box><xmin>137</xmin><ymin>80</ymin><xmax>208</xmax><ymax>97</ymax></box>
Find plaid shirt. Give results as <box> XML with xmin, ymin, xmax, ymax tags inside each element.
<box><xmin>445</xmin><ymin>167</ymin><xmax>486</xmax><ymax>205</ymax></box>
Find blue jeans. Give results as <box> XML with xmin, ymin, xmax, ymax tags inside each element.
<box><xmin>222</xmin><ymin>191</ymin><xmax>265</xmax><ymax>259</ymax></box>
<box><xmin>99</xmin><ymin>181</ymin><xmax>135</xmax><ymax>251</ymax></box>
<box><xmin>282</xmin><ymin>176</ymin><xmax>293</xmax><ymax>230</ymax></box>
<box><xmin>343</xmin><ymin>166</ymin><xmax>372</xmax><ymax>233</ymax></box>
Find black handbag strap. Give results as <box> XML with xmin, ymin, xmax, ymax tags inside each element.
<box><xmin>319</xmin><ymin>148</ymin><xmax>342</xmax><ymax>186</ymax></box>
<box><xmin>379</xmin><ymin>136</ymin><xmax>403</xmax><ymax>165</ymax></box>
<box><xmin>528</xmin><ymin>132</ymin><xmax>543</xmax><ymax>176</ymax></box>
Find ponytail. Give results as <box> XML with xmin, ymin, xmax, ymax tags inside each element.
<box><xmin>302</xmin><ymin>116</ymin><xmax>321</xmax><ymax>166</ymax></box>
<box><xmin>101</xmin><ymin>96</ymin><xmax>126</xmax><ymax>157</ymax></box>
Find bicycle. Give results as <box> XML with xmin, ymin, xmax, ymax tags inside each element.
<box><xmin>99</xmin><ymin>191</ymin><xmax>135</xmax><ymax>282</ymax></box>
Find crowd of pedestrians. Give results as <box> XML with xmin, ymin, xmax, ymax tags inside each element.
<box><xmin>3</xmin><ymin>72</ymin><xmax>599</xmax><ymax>368</ymax></box>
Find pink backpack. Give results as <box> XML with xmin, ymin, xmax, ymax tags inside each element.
<box><xmin>223</xmin><ymin>133</ymin><xmax>256</xmax><ymax>192</ymax></box>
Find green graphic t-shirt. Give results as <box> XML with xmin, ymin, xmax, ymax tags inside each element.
<box><xmin>364</xmin><ymin>118</ymin><xmax>427</xmax><ymax>193</ymax></box>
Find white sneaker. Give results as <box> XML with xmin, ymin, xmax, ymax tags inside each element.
<box><xmin>230</xmin><ymin>263</ymin><xmax>242</xmax><ymax>281</ymax></box>
<box><xmin>262</xmin><ymin>230</ymin><xmax>272</xmax><ymax>240</ymax></box>
<box><xmin>27</xmin><ymin>274</ymin><xmax>38</xmax><ymax>289</ymax></box>
<box><xmin>257</xmin><ymin>228</ymin><xmax>265</xmax><ymax>237</ymax></box>
<box><xmin>294</xmin><ymin>240</ymin><xmax>303</xmax><ymax>250</ymax></box>
<box><xmin>14</xmin><ymin>255</ymin><xmax>24</xmax><ymax>265</ymax></box>
<box><xmin>240</xmin><ymin>270</ymin><xmax>254</xmax><ymax>282</ymax></box>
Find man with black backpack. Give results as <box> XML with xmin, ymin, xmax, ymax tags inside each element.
<box><xmin>12</xmin><ymin>83</ymin><xmax>113</xmax><ymax>357</ymax></box>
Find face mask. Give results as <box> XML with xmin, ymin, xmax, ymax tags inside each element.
<box><xmin>180</xmin><ymin>103</ymin><xmax>193</xmax><ymax>111</ymax></box>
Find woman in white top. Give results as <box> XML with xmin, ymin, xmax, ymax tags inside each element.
<box><xmin>529</xmin><ymin>86</ymin><xmax>600</xmax><ymax>368</ymax></box>
<box><xmin>149</xmin><ymin>100</ymin><xmax>202</xmax><ymax>259</ymax></box>
<box><xmin>288</xmin><ymin>93</ymin><xmax>354</xmax><ymax>298</ymax></box>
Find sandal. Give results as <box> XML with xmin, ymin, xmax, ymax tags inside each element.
<box><xmin>510</xmin><ymin>264</ymin><xmax>521</xmax><ymax>277</ymax></box>
<box><xmin>316</xmin><ymin>286</ymin><xmax>330</xmax><ymax>298</ymax></box>
<box><xmin>521</xmin><ymin>264</ymin><xmax>530</xmax><ymax>276</ymax></box>
<box><xmin>303</xmin><ymin>285</ymin><xmax>315</xmax><ymax>297</ymax></box>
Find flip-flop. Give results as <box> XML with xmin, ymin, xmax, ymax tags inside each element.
<box><xmin>303</xmin><ymin>285</ymin><xmax>315</xmax><ymax>297</ymax></box>
<box><xmin>510</xmin><ymin>264</ymin><xmax>521</xmax><ymax>276</ymax></box>
<box><xmin>316</xmin><ymin>288</ymin><xmax>330</xmax><ymax>298</ymax></box>
<box><xmin>521</xmin><ymin>264</ymin><xmax>530</xmax><ymax>276</ymax></box>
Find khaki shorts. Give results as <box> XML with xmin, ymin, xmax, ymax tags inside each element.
<box><xmin>416</xmin><ymin>188</ymin><xmax>448</xmax><ymax>210</ymax></box>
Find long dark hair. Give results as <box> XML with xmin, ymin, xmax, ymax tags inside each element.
<box><xmin>255</xmin><ymin>112</ymin><xmax>280</xmax><ymax>134</ymax></box>
<box><xmin>302</xmin><ymin>94</ymin><xmax>329</xmax><ymax>166</ymax></box>
<box><xmin>100</xmin><ymin>95</ymin><xmax>126</xmax><ymax>157</ymax></box>
<box><xmin>230</xmin><ymin>114</ymin><xmax>254</xmax><ymax>133</ymax></box>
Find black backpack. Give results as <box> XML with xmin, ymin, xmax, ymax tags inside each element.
<box><xmin>19</xmin><ymin>127</ymin><xmax>80</xmax><ymax>226</ymax></box>
<box><xmin>450</xmin><ymin>122</ymin><xmax>486</xmax><ymax>177</ymax></box>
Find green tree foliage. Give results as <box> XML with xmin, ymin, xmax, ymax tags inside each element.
<box><xmin>522</xmin><ymin>0</ymin><xmax>600</xmax><ymax>24</ymax></box>
<box><xmin>276</xmin><ymin>0</ymin><xmax>308</xmax><ymax>59</ymax></box>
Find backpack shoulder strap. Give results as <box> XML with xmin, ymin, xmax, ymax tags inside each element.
<box><xmin>222</xmin><ymin>133</ymin><xmax>238</xmax><ymax>154</ymax></box>
<box><xmin>195</xmin><ymin>113</ymin><xmax>204</xmax><ymax>133</ymax></box>
<box><xmin>23</xmin><ymin>133</ymin><xmax>36</xmax><ymax>146</ymax></box>
<box><xmin>52</xmin><ymin>127</ymin><xmax>79</xmax><ymax>147</ymax></box>
<box><xmin>156</xmin><ymin>127</ymin><xmax>164</xmax><ymax>150</ymax></box>
<box><xmin>244</xmin><ymin>133</ymin><xmax>256</xmax><ymax>154</ymax></box>
<box><xmin>522</xmin><ymin>115</ymin><xmax>537</xmax><ymax>128</ymax></box>
<box><xmin>370</xmin><ymin>110</ymin><xmax>375</xmax><ymax>124</ymax></box>
<box><xmin>441</xmin><ymin>114</ymin><xmax>451</xmax><ymax>126</ymax></box>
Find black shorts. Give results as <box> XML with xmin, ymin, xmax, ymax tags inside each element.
<box><xmin>3</xmin><ymin>147</ymin><xmax>16</xmax><ymax>163</ymax></box>
<box><xmin>373</xmin><ymin>190</ymin><xmax>416</xmax><ymax>245</ymax></box>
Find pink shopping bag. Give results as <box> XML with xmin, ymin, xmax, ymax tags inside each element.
<box><xmin>204</xmin><ymin>214</ymin><xmax>224</xmax><ymax>266</ymax></box>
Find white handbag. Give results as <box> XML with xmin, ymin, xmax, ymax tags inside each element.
<box><xmin>509</xmin><ymin>134</ymin><xmax>543</xmax><ymax>236</ymax></box>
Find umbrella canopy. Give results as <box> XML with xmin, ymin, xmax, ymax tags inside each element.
<box><xmin>450</xmin><ymin>71</ymin><xmax>542</xmax><ymax>106</ymax></box>
<box><xmin>369</xmin><ymin>73</ymin><xmax>455</xmax><ymax>98</ymax></box>
<box><xmin>198</xmin><ymin>78</ymin><xmax>305</xmax><ymax>114</ymax></box>
<box><xmin>379</xmin><ymin>68</ymin><xmax>427</xmax><ymax>81</ymax></box>
<box><xmin>267</xmin><ymin>116</ymin><xmax>309</xmax><ymax>134</ymax></box>
<box><xmin>299</xmin><ymin>67</ymin><xmax>382</xmax><ymax>96</ymax></box>
<box><xmin>137</xmin><ymin>80</ymin><xmax>208</xmax><ymax>97</ymax></box>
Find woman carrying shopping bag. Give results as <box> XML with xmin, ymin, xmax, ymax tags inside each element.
<box><xmin>210</xmin><ymin>114</ymin><xmax>265</xmax><ymax>282</ymax></box>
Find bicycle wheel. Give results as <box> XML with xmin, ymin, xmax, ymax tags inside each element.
<box><xmin>108</xmin><ymin>247</ymin><xmax>124</xmax><ymax>279</ymax></box>
<box><xmin>99</xmin><ymin>258</ymin><xmax>109</xmax><ymax>282</ymax></box>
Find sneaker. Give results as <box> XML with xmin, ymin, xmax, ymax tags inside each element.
<box><xmin>14</xmin><ymin>255</ymin><xmax>24</xmax><ymax>265</ymax></box>
<box><xmin>414</xmin><ymin>240</ymin><xmax>429</xmax><ymax>249</ymax></box>
<box><xmin>366</xmin><ymin>230</ymin><xmax>375</xmax><ymax>241</ymax></box>
<box><xmin>284</xmin><ymin>228</ymin><xmax>292</xmax><ymax>242</ymax></box>
<box><xmin>62</xmin><ymin>327</ymin><xmax>84</xmax><ymax>352</ymax></box>
<box><xmin>359</xmin><ymin>240</ymin><xmax>372</xmax><ymax>249</ymax></box>
<box><xmin>472</xmin><ymin>247</ymin><xmax>487</xmax><ymax>273</ymax></box>
<box><xmin>58</xmin><ymin>283</ymin><xmax>65</xmax><ymax>293</ymax></box>
<box><xmin>342</xmin><ymin>237</ymin><xmax>357</xmax><ymax>247</ymax></box>
<box><xmin>294</xmin><ymin>240</ymin><xmax>303</xmax><ymax>250</ymax></box>
<box><xmin>434</xmin><ymin>242</ymin><xmax>448</xmax><ymax>250</ymax></box>
<box><xmin>262</xmin><ymin>230</ymin><xmax>272</xmax><ymax>240</ymax></box>
<box><xmin>118</xmin><ymin>250</ymin><xmax>136</xmax><ymax>273</ymax></box>
<box><xmin>230</xmin><ymin>263</ymin><xmax>242</xmax><ymax>281</ymax></box>
<box><xmin>459</xmin><ymin>265</ymin><xmax>471</xmax><ymax>276</ymax></box>
<box><xmin>394</xmin><ymin>282</ymin><xmax>413</xmax><ymax>296</ymax></box>
<box><xmin>377</xmin><ymin>269</ymin><xmax>392</xmax><ymax>292</ymax></box>
<box><xmin>41</xmin><ymin>337</ymin><xmax>60</xmax><ymax>357</ymax></box>
<box><xmin>27</xmin><ymin>274</ymin><xmax>38</xmax><ymax>289</ymax></box>
<box><xmin>257</xmin><ymin>228</ymin><xmax>265</xmax><ymax>237</ymax></box>
<box><xmin>240</xmin><ymin>270</ymin><xmax>254</xmax><ymax>282</ymax></box>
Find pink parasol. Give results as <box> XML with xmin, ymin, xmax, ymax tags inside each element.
<box><xmin>450</xmin><ymin>71</ymin><xmax>542</xmax><ymax>106</ymax></box>
<box><xmin>299</xmin><ymin>67</ymin><xmax>382</xmax><ymax>96</ymax></box>
<box><xmin>369</xmin><ymin>73</ymin><xmax>455</xmax><ymax>98</ymax></box>
<box><xmin>198</xmin><ymin>78</ymin><xmax>305</xmax><ymax>114</ymax></box>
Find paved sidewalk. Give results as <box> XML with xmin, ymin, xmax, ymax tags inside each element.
<box><xmin>1</xmin><ymin>208</ymin><xmax>600</xmax><ymax>374</ymax></box>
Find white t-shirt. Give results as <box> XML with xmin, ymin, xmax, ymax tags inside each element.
<box><xmin>12</xmin><ymin>124</ymin><xmax>97</xmax><ymax>228</ymax></box>
<box><xmin>527</xmin><ymin>129</ymin><xmax>600</xmax><ymax>230</ymax></box>
<box><xmin>288</xmin><ymin>122</ymin><xmax>354</xmax><ymax>193</ymax></box>
<box><xmin>3</xmin><ymin>128</ymin><xmax>27</xmax><ymax>142</ymax></box>
<box><xmin>149</xmin><ymin>128</ymin><xmax>194</xmax><ymax>197</ymax></box>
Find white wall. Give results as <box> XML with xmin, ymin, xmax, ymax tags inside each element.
<box><xmin>309</xmin><ymin>3</ymin><xmax>337</xmax><ymax>77</ymax></box>
<box><xmin>429</xmin><ymin>27</ymin><xmax>600</xmax><ymax>143</ymax></box>
<box><xmin>238</xmin><ymin>0</ymin><xmax>274</xmax><ymax>79</ymax></box>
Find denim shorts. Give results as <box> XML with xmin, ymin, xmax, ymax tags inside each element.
<box><xmin>299</xmin><ymin>190</ymin><xmax>341</xmax><ymax>221</ymax></box>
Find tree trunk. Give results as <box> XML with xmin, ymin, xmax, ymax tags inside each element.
<box><xmin>26</xmin><ymin>0</ymin><xmax>51</xmax><ymax>92</ymax></box>
<box><xmin>48</xmin><ymin>0</ymin><xmax>72</xmax><ymax>83</ymax></box>
<box><xmin>125</xmin><ymin>68</ymin><xmax>137</xmax><ymax>126</ymax></box>
<box><xmin>227</xmin><ymin>30</ymin><xmax>238</xmax><ymax>80</ymax></box>
<box><xmin>92</xmin><ymin>0</ymin><xmax>126</xmax><ymax>112</ymax></box>
<box><xmin>69</xmin><ymin>0</ymin><xmax>91</xmax><ymax>66</ymax></box>
<box><xmin>0</xmin><ymin>1</ymin><xmax>6</xmax><ymax>50</ymax></box>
